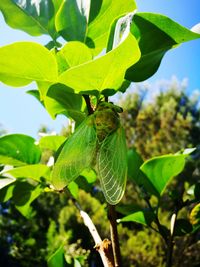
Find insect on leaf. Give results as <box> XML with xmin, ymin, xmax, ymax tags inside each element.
<box><xmin>97</xmin><ymin>126</ymin><xmax>127</xmax><ymax>205</ymax></box>
<box><xmin>51</xmin><ymin>117</ymin><xmax>96</xmax><ymax>190</ymax></box>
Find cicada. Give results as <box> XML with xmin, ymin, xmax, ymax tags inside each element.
<box><xmin>51</xmin><ymin>102</ymin><xmax>127</xmax><ymax>205</ymax></box>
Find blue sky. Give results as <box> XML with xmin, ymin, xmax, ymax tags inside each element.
<box><xmin>0</xmin><ymin>0</ymin><xmax>200</xmax><ymax>138</ymax></box>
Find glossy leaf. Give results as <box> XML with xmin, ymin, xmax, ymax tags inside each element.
<box><xmin>128</xmin><ymin>149</ymin><xmax>159</xmax><ymax>197</ymax></box>
<box><xmin>97</xmin><ymin>127</ymin><xmax>127</xmax><ymax>205</ymax></box>
<box><xmin>118</xmin><ymin>209</ymin><xmax>155</xmax><ymax>226</ymax></box>
<box><xmin>13</xmin><ymin>182</ymin><xmax>43</xmax><ymax>218</ymax></box>
<box><xmin>86</xmin><ymin>0</ymin><xmax>137</xmax><ymax>55</ymax></box>
<box><xmin>47</xmin><ymin>83</ymin><xmax>85</xmax><ymax>122</ymax></box>
<box><xmin>140</xmin><ymin>153</ymin><xmax>189</xmax><ymax>196</ymax></box>
<box><xmin>0</xmin><ymin>0</ymin><xmax>58</xmax><ymax>38</ymax></box>
<box><xmin>55</xmin><ymin>0</ymin><xmax>89</xmax><ymax>42</ymax></box>
<box><xmin>5</xmin><ymin>164</ymin><xmax>51</xmax><ymax>182</ymax></box>
<box><xmin>48</xmin><ymin>246</ymin><xmax>65</xmax><ymax>267</ymax></box>
<box><xmin>58</xmin><ymin>33</ymin><xmax>140</xmax><ymax>93</ymax></box>
<box><xmin>0</xmin><ymin>134</ymin><xmax>41</xmax><ymax>166</ymax></box>
<box><xmin>0</xmin><ymin>42</ymin><xmax>58</xmax><ymax>87</ymax></box>
<box><xmin>58</xmin><ymin>41</ymin><xmax>93</xmax><ymax>68</ymax></box>
<box><xmin>126</xmin><ymin>13</ymin><xmax>200</xmax><ymax>82</ymax></box>
<box><xmin>39</xmin><ymin>135</ymin><xmax>66</xmax><ymax>151</ymax></box>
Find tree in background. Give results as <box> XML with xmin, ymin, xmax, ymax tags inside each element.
<box><xmin>120</xmin><ymin>77</ymin><xmax>200</xmax><ymax>158</ymax></box>
<box><xmin>1</xmin><ymin>78</ymin><xmax>200</xmax><ymax>267</ymax></box>
<box><xmin>119</xmin><ymin>77</ymin><xmax>200</xmax><ymax>266</ymax></box>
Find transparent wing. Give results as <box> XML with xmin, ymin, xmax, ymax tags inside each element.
<box><xmin>52</xmin><ymin>117</ymin><xmax>96</xmax><ymax>190</ymax></box>
<box><xmin>97</xmin><ymin>126</ymin><xmax>127</xmax><ymax>205</ymax></box>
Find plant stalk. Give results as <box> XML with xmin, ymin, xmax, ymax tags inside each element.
<box><xmin>108</xmin><ymin>204</ymin><xmax>122</xmax><ymax>267</ymax></box>
<box><xmin>83</xmin><ymin>94</ymin><xmax>93</xmax><ymax>114</ymax></box>
<box><xmin>166</xmin><ymin>209</ymin><xmax>178</xmax><ymax>267</ymax></box>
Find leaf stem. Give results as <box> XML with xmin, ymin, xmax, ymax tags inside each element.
<box><xmin>108</xmin><ymin>204</ymin><xmax>122</xmax><ymax>267</ymax></box>
<box><xmin>83</xmin><ymin>94</ymin><xmax>93</xmax><ymax>114</ymax></box>
<box><xmin>166</xmin><ymin>208</ymin><xmax>178</xmax><ymax>267</ymax></box>
<box><xmin>145</xmin><ymin>197</ymin><xmax>168</xmax><ymax>243</ymax></box>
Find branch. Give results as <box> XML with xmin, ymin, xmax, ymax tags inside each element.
<box><xmin>108</xmin><ymin>205</ymin><xmax>122</xmax><ymax>267</ymax></box>
<box><xmin>70</xmin><ymin>196</ymin><xmax>114</xmax><ymax>267</ymax></box>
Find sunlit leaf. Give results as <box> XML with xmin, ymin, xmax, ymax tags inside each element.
<box><xmin>5</xmin><ymin>164</ymin><xmax>51</xmax><ymax>182</ymax></box>
<box><xmin>118</xmin><ymin>209</ymin><xmax>155</xmax><ymax>226</ymax></box>
<box><xmin>0</xmin><ymin>0</ymin><xmax>59</xmax><ymax>38</ymax></box>
<box><xmin>0</xmin><ymin>42</ymin><xmax>58</xmax><ymax>87</ymax></box>
<box><xmin>58</xmin><ymin>34</ymin><xmax>140</xmax><ymax>93</ymax></box>
<box><xmin>48</xmin><ymin>246</ymin><xmax>65</xmax><ymax>267</ymax></box>
<box><xmin>126</xmin><ymin>12</ymin><xmax>200</xmax><ymax>82</ymax></box>
<box><xmin>140</xmin><ymin>152</ymin><xmax>191</xmax><ymax>196</ymax></box>
<box><xmin>0</xmin><ymin>134</ymin><xmax>41</xmax><ymax>166</ymax></box>
<box><xmin>58</xmin><ymin>41</ymin><xmax>93</xmax><ymax>68</ymax></box>
<box><xmin>39</xmin><ymin>135</ymin><xmax>66</xmax><ymax>151</ymax></box>
<box><xmin>86</xmin><ymin>0</ymin><xmax>137</xmax><ymax>55</ymax></box>
<box><xmin>128</xmin><ymin>148</ymin><xmax>159</xmax><ymax>197</ymax></box>
<box><xmin>55</xmin><ymin>0</ymin><xmax>89</xmax><ymax>41</ymax></box>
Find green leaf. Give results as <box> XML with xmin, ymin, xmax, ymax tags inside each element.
<box><xmin>58</xmin><ymin>33</ymin><xmax>140</xmax><ymax>93</ymax></box>
<box><xmin>80</xmin><ymin>169</ymin><xmax>96</xmax><ymax>184</ymax></box>
<box><xmin>0</xmin><ymin>183</ymin><xmax>15</xmax><ymax>202</ymax></box>
<box><xmin>39</xmin><ymin>135</ymin><xmax>66</xmax><ymax>151</ymax></box>
<box><xmin>47</xmin><ymin>83</ymin><xmax>85</xmax><ymax>122</ymax></box>
<box><xmin>13</xmin><ymin>181</ymin><xmax>43</xmax><ymax>218</ymax></box>
<box><xmin>58</xmin><ymin>41</ymin><xmax>93</xmax><ymax>68</ymax></box>
<box><xmin>86</xmin><ymin>0</ymin><xmax>137</xmax><ymax>55</ymax></box>
<box><xmin>140</xmin><ymin>153</ymin><xmax>188</xmax><ymax>196</ymax></box>
<box><xmin>0</xmin><ymin>42</ymin><xmax>58</xmax><ymax>87</ymax></box>
<box><xmin>48</xmin><ymin>246</ymin><xmax>65</xmax><ymax>267</ymax></box>
<box><xmin>0</xmin><ymin>0</ymin><xmax>59</xmax><ymax>38</ymax></box>
<box><xmin>118</xmin><ymin>209</ymin><xmax>155</xmax><ymax>226</ymax></box>
<box><xmin>0</xmin><ymin>134</ymin><xmax>41</xmax><ymax>166</ymax></box>
<box><xmin>128</xmin><ymin>149</ymin><xmax>158</xmax><ymax>197</ymax></box>
<box><xmin>68</xmin><ymin>181</ymin><xmax>79</xmax><ymax>199</ymax></box>
<box><xmin>126</xmin><ymin>13</ymin><xmax>200</xmax><ymax>82</ymax></box>
<box><xmin>190</xmin><ymin>203</ymin><xmax>200</xmax><ymax>226</ymax></box>
<box><xmin>116</xmin><ymin>203</ymin><xmax>144</xmax><ymax>215</ymax></box>
<box><xmin>0</xmin><ymin>176</ymin><xmax>16</xmax><ymax>189</ymax></box>
<box><xmin>55</xmin><ymin>0</ymin><xmax>89</xmax><ymax>42</ymax></box>
<box><xmin>4</xmin><ymin>164</ymin><xmax>50</xmax><ymax>182</ymax></box>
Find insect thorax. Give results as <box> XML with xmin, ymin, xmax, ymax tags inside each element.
<box><xmin>94</xmin><ymin>102</ymin><xmax>122</xmax><ymax>141</ymax></box>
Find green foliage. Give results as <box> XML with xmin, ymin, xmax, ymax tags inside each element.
<box><xmin>0</xmin><ymin>134</ymin><xmax>41</xmax><ymax>166</ymax></box>
<box><xmin>0</xmin><ymin>0</ymin><xmax>57</xmax><ymax>37</ymax></box>
<box><xmin>127</xmin><ymin>13</ymin><xmax>200</xmax><ymax>82</ymax></box>
<box><xmin>0</xmin><ymin>1</ymin><xmax>200</xmax><ymax>266</ymax></box>
<box><xmin>0</xmin><ymin>42</ymin><xmax>58</xmax><ymax>87</ymax></box>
